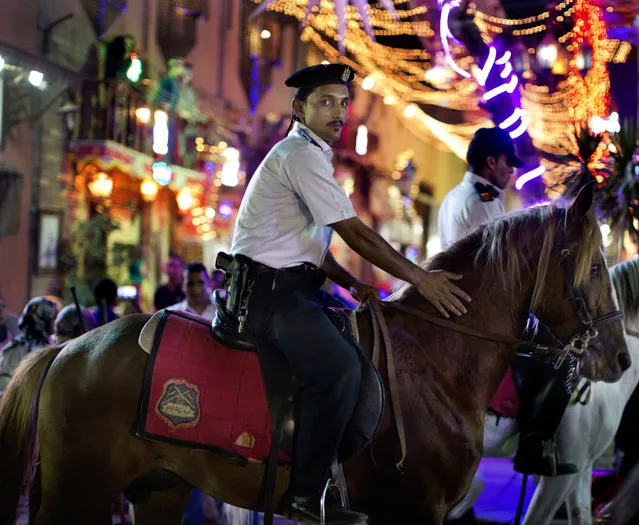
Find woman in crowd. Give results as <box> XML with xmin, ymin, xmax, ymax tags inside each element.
<box><xmin>0</xmin><ymin>296</ymin><xmax>58</xmax><ymax>394</ymax></box>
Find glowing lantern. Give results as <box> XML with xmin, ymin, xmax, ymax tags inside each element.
<box><xmin>87</xmin><ymin>172</ymin><xmax>113</xmax><ymax>199</ymax></box>
<box><xmin>176</xmin><ymin>187</ymin><xmax>193</xmax><ymax>211</ymax></box>
<box><xmin>221</xmin><ymin>147</ymin><xmax>240</xmax><ymax>187</ymax></box>
<box><xmin>537</xmin><ymin>32</ymin><xmax>559</xmax><ymax>70</ymax></box>
<box><xmin>135</xmin><ymin>107</ymin><xmax>151</xmax><ymax>123</ymax></box>
<box><xmin>140</xmin><ymin>179</ymin><xmax>158</xmax><ymax>202</ymax></box>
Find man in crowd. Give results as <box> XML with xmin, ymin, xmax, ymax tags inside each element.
<box><xmin>92</xmin><ymin>278</ymin><xmax>120</xmax><ymax>327</ymax></box>
<box><xmin>154</xmin><ymin>254</ymin><xmax>186</xmax><ymax>310</ymax></box>
<box><xmin>168</xmin><ymin>262</ymin><xmax>216</xmax><ymax>321</ymax></box>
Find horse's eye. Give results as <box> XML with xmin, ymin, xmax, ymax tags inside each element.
<box><xmin>591</xmin><ymin>264</ymin><xmax>602</xmax><ymax>277</ymax></box>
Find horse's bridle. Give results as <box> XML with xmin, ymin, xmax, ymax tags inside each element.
<box><xmin>554</xmin><ymin>247</ymin><xmax>624</xmax><ymax>368</ymax></box>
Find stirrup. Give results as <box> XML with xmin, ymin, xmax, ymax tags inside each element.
<box><xmin>320</xmin><ymin>478</ymin><xmax>331</xmax><ymax>525</ymax></box>
<box><xmin>320</xmin><ymin>465</ymin><xmax>350</xmax><ymax>525</ymax></box>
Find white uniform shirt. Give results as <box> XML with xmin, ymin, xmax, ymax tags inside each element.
<box><xmin>167</xmin><ymin>299</ymin><xmax>217</xmax><ymax>322</ymax></box>
<box><xmin>231</xmin><ymin>122</ymin><xmax>357</xmax><ymax>269</ymax></box>
<box><xmin>438</xmin><ymin>171</ymin><xmax>506</xmax><ymax>249</ymax></box>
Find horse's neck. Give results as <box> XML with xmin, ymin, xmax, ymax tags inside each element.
<box><xmin>362</xmin><ymin>273</ymin><xmax>531</xmax><ymax>413</ymax></box>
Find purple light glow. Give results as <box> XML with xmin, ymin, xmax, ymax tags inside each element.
<box><xmin>500</xmin><ymin>62</ymin><xmax>513</xmax><ymax>79</ymax></box>
<box><xmin>496</xmin><ymin>51</ymin><xmax>511</xmax><ymax>65</ymax></box>
<box><xmin>219</xmin><ymin>201</ymin><xmax>234</xmax><ymax>219</ymax></box>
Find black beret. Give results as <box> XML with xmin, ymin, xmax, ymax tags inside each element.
<box><xmin>285</xmin><ymin>63</ymin><xmax>355</xmax><ymax>89</ymax></box>
<box><xmin>467</xmin><ymin>127</ymin><xmax>525</xmax><ymax>168</ymax></box>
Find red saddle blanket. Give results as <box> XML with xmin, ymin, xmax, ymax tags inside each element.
<box><xmin>488</xmin><ymin>367</ymin><xmax>519</xmax><ymax>418</ymax></box>
<box><xmin>135</xmin><ymin>310</ymin><xmax>277</xmax><ymax>462</ymax></box>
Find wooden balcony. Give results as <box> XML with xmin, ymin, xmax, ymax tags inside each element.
<box><xmin>74</xmin><ymin>79</ymin><xmax>200</xmax><ymax>170</ymax></box>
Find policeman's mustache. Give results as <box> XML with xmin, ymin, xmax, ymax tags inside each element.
<box><xmin>328</xmin><ymin>120</ymin><xmax>344</xmax><ymax>127</ymax></box>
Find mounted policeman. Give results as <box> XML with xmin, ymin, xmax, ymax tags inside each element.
<box><xmin>215</xmin><ymin>63</ymin><xmax>472</xmax><ymax>524</ymax></box>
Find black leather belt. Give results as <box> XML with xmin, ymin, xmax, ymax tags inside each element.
<box><xmin>250</xmin><ymin>259</ymin><xmax>325</xmax><ymax>293</ymax></box>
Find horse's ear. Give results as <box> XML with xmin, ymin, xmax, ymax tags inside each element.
<box><xmin>568</xmin><ymin>182</ymin><xmax>594</xmax><ymax>223</ymax></box>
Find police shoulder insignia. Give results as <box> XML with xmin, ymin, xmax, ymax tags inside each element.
<box><xmin>155</xmin><ymin>379</ymin><xmax>201</xmax><ymax>429</ymax></box>
<box><xmin>474</xmin><ymin>182</ymin><xmax>499</xmax><ymax>202</ymax></box>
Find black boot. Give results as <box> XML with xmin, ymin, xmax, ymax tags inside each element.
<box><xmin>512</xmin><ymin>351</ymin><xmax>578</xmax><ymax>477</ymax></box>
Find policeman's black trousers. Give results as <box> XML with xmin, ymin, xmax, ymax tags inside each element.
<box><xmin>247</xmin><ymin>272</ymin><xmax>362</xmax><ymax>497</ymax></box>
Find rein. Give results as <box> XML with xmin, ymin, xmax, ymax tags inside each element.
<box><xmin>368</xmin><ymin>300</ymin><xmax>407</xmax><ymax>472</ymax></box>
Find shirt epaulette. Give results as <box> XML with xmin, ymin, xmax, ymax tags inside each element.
<box><xmin>474</xmin><ymin>182</ymin><xmax>499</xmax><ymax>202</ymax></box>
<box><xmin>297</xmin><ymin>128</ymin><xmax>323</xmax><ymax>150</ymax></box>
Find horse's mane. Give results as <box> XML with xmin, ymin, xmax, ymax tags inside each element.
<box><xmin>390</xmin><ymin>203</ymin><xmax>601</xmax><ymax>311</ymax></box>
<box><xmin>611</xmin><ymin>257</ymin><xmax>639</xmax><ymax>318</ymax></box>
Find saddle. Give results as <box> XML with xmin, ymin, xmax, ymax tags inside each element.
<box><xmin>138</xmin><ymin>298</ymin><xmax>383</xmax><ymax>519</ymax></box>
<box><xmin>212</xmin><ymin>287</ymin><xmax>384</xmax><ymax>461</ymax></box>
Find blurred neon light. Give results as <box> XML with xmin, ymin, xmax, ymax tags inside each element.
<box><xmin>496</xmin><ymin>51</ymin><xmax>511</xmax><ymax>65</ymax></box>
<box><xmin>515</xmin><ymin>166</ymin><xmax>545</xmax><ymax>190</ymax></box>
<box><xmin>475</xmin><ymin>47</ymin><xmax>496</xmax><ymax>87</ymax></box>
<box><xmin>500</xmin><ymin>61</ymin><xmax>513</xmax><ymax>79</ymax></box>
<box><xmin>439</xmin><ymin>0</ymin><xmax>472</xmax><ymax>79</ymax></box>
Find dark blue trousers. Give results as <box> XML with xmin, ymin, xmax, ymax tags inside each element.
<box><xmin>247</xmin><ymin>268</ymin><xmax>361</xmax><ymax>497</ymax></box>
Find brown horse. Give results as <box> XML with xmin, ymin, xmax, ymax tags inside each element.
<box><xmin>0</xmin><ymin>186</ymin><xmax>631</xmax><ymax>525</ymax></box>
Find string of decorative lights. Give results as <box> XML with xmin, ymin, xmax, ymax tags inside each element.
<box><xmin>567</xmin><ymin>0</ymin><xmax>610</xmax><ymax>126</ymax></box>
<box><xmin>254</xmin><ymin>0</ymin><xmax>628</xmax><ymax>161</ymax></box>
<box><xmin>468</xmin><ymin>0</ymin><xmax>573</xmax><ymax>25</ymax></box>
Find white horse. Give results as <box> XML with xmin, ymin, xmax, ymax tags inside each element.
<box><xmin>449</xmin><ymin>257</ymin><xmax>639</xmax><ymax>524</ymax></box>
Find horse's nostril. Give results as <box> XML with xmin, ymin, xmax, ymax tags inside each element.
<box><xmin>618</xmin><ymin>352</ymin><xmax>632</xmax><ymax>372</ymax></box>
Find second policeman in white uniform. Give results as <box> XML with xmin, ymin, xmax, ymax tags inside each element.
<box><xmin>438</xmin><ymin>127</ymin><xmax>522</xmax><ymax>250</ymax></box>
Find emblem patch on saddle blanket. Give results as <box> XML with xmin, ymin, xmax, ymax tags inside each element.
<box><xmin>155</xmin><ymin>379</ymin><xmax>201</xmax><ymax>429</ymax></box>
